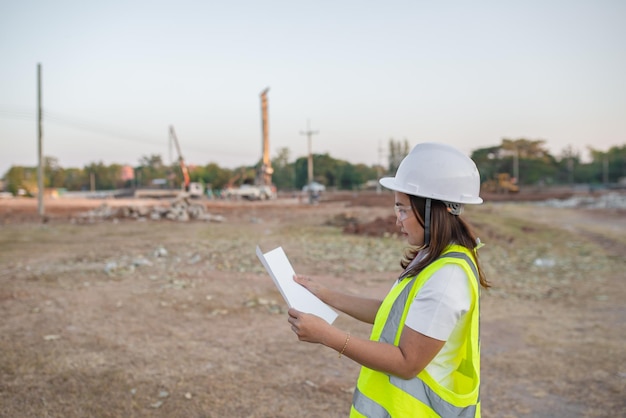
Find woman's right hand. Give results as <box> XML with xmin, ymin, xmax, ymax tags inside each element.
<box><xmin>293</xmin><ymin>274</ymin><xmax>327</xmax><ymax>300</ymax></box>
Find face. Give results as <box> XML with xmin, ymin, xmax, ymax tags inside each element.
<box><xmin>394</xmin><ymin>192</ymin><xmax>425</xmax><ymax>247</ymax></box>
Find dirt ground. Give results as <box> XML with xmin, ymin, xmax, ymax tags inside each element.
<box><xmin>0</xmin><ymin>191</ymin><xmax>624</xmax><ymax>417</ymax></box>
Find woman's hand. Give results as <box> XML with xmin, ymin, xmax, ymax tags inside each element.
<box><xmin>287</xmin><ymin>308</ymin><xmax>330</xmax><ymax>344</ymax></box>
<box><xmin>293</xmin><ymin>274</ymin><xmax>381</xmax><ymax>324</ymax></box>
<box><xmin>293</xmin><ymin>274</ymin><xmax>327</xmax><ymax>300</ymax></box>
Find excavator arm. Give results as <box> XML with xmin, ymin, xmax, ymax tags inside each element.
<box><xmin>169</xmin><ymin>126</ymin><xmax>190</xmax><ymax>190</ymax></box>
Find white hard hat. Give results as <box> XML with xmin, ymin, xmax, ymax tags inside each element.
<box><xmin>379</xmin><ymin>142</ymin><xmax>483</xmax><ymax>204</ymax></box>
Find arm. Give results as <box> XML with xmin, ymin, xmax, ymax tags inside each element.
<box><xmin>294</xmin><ymin>274</ymin><xmax>381</xmax><ymax>324</ymax></box>
<box><xmin>288</xmin><ymin>308</ymin><xmax>445</xmax><ymax>379</ymax></box>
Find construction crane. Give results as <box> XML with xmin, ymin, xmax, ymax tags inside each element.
<box><xmin>258</xmin><ymin>87</ymin><xmax>273</xmax><ymax>186</ymax></box>
<box><xmin>169</xmin><ymin>126</ymin><xmax>203</xmax><ymax>197</ymax></box>
<box><xmin>222</xmin><ymin>88</ymin><xmax>276</xmax><ymax>200</ymax></box>
<box><xmin>169</xmin><ymin>126</ymin><xmax>190</xmax><ymax>189</ymax></box>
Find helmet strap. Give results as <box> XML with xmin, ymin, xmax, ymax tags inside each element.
<box><xmin>424</xmin><ymin>198</ymin><xmax>431</xmax><ymax>247</ymax></box>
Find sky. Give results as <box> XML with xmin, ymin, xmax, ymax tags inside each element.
<box><xmin>1</xmin><ymin>0</ymin><xmax>625</xmax><ymax>176</ymax></box>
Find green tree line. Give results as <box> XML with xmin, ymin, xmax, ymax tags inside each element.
<box><xmin>471</xmin><ymin>139</ymin><xmax>626</xmax><ymax>187</ymax></box>
<box><xmin>2</xmin><ymin>138</ymin><xmax>625</xmax><ymax>195</ymax></box>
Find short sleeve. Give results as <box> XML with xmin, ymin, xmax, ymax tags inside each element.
<box><xmin>404</xmin><ymin>264</ymin><xmax>472</xmax><ymax>341</ymax></box>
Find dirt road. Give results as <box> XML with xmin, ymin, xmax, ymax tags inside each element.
<box><xmin>0</xmin><ymin>194</ymin><xmax>624</xmax><ymax>417</ymax></box>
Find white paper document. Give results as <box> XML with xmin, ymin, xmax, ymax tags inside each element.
<box><xmin>256</xmin><ymin>246</ymin><xmax>338</xmax><ymax>324</ymax></box>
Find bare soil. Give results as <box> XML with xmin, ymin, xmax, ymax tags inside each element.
<box><xmin>0</xmin><ymin>192</ymin><xmax>624</xmax><ymax>417</ymax></box>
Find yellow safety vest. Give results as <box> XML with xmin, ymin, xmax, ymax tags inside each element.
<box><xmin>351</xmin><ymin>245</ymin><xmax>481</xmax><ymax>418</ymax></box>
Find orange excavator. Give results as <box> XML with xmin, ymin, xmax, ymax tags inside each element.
<box><xmin>169</xmin><ymin>126</ymin><xmax>203</xmax><ymax>198</ymax></box>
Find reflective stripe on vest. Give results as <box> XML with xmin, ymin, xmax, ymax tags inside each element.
<box><xmin>353</xmin><ymin>387</ymin><xmax>391</xmax><ymax>417</ymax></box>
<box><xmin>352</xmin><ymin>250</ymin><xmax>480</xmax><ymax>418</ymax></box>
<box><xmin>353</xmin><ymin>380</ymin><xmax>477</xmax><ymax>418</ymax></box>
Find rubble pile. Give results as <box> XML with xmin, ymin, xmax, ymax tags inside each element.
<box><xmin>343</xmin><ymin>215</ymin><xmax>399</xmax><ymax>237</ymax></box>
<box><xmin>74</xmin><ymin>199</ymin><xmax>226</xmax><ymax>223</ymax></box>
<box><xmin>537</xmin><ymin>191</ymin><xmax>626</xmax><ymax>210</ymax></box>
<box><xmin>327</xmin><ymin>211</ymin><xmax>400</xmax><ymax>238</ymax></box>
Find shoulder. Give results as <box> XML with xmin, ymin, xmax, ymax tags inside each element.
<box><xmin>422</xmin><ymin>264</ymin><xmax>471</xmax><ymax>296</ymax></box>
<box><xmin>415</xmin><ymin>263</ymin><xmax>472</xmax><ymax>316</ymax></box>
<box><xmin>405</xmin><ymin>264</ymin><xmax>472</xmax><ymax>340</ymax></box>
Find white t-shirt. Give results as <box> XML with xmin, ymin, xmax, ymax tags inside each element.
<box><xmin>391</xmin><ymin>261</ymin><xmax>472</xmax><ymax>390</ymax></box>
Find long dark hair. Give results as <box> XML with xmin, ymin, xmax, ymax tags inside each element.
<box><xmin>400</xmin><ymin>195</ymin><xmax>490</xmax><ymax>289</ymax></box>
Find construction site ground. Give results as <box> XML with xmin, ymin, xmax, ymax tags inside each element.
<box><xmin>1</xmin><ymin>190</ymin><xmax>625</xmax><ymax>417</ymax></box>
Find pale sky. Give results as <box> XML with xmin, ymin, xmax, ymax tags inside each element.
<box><xmin>1</xmin><ymin>0</ymin><xmax>625</xmax><ymax>176</ymax></box>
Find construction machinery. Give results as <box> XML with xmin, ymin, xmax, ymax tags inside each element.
<box><xmin>481</xmin><ymin>173</ymin><xmax>520</xmax><ymax>194</ymax></box>
<box><xmin>258</xmin><ymin>87</ymin><xmax>273</xmax><ymax>187</ymax></box>
<box><xmin>169</xmin><ymin>126</ymin><xmax>204</xmax><ymax>198</ymax></box>
<box><xmin>223</xmin><ymin>88</ymin><xmax>276</xmax><ymax>200</ymax></box>
<box><xmin>223</xmin><ymin>183</ymin><xmax>275</xmax><ymax>200</ymax></box>
<box><xmin>223</xmin><ymin>169</ymin><xmax>275</xmax><ymax>200</ymax></box>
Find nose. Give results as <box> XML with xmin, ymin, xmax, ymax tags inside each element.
<box><xmin>396</xmin><ymin>217</ymin><xmax>402</xmax><ymax>227</ymax></box>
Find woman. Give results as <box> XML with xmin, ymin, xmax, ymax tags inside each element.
<box><xmin>288</xmin><ymin>142</ymin><xmax>490</xmax><ymax>417</ymax></box>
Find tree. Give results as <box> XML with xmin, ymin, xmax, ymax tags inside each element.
<box><xmin>63</xmin><ymin>168</ymin><xmax>86</xmax><ymax>191</ymax></box>
<box><xmin>4</xmin><ymin>166</ymin><xmax>37</xmax><ymax>195</ymax></box>
<box><xmin>557</xmin><ymin>145</ymin><xmax>581</xmax><ymax>184</ymax></box>
<box><xmin>83</xmin><ymin>161</ymin><xmax>123</xmax><ymax>190</ymax></box>
<box><xmin>44</xmin><ymin>156</ymin><xmax>65</xmax><ymax>188</ymax></box>
<box><xmin>294</xmin><ymin>154</ymin><xmax>337</xmax><ymax>189</ymax></box>
<box><xmin>136</xmin><ymin>154</ymin><xmax>168</xmax><ymax>187</ymax></box>
<box><xmin>471</xmin><ymin>146</ymin><xmax>503</xmax><ymax>183</ymax></box>
<box><xmin>473</xmin><ymin>138</ymin><xmax>557</xmax><ymax>186</ymax></box>
<box><xmin>292</xmin><ymin>153</ymin><xmax>380</xmax><ymax>190</ymax></box>
<box><xmin>499</xmin><ymin>138</ymin><xmax>550</xmax><ymax>185</ymax></box>
<box><xmin>194</xmin><ymin>163</ymin><xmax>233</xmax><ymax>190</ymax></box>
<box><xmin>388</xmin><ymin>138</ymin><xmax>410</xmax><ymax>175</ymax></box>
<box><xmin>271</xmin><ymin>147</ymin><xmax>295</xmax><ymax>190</ymax></box>
<box><xmin>353</xmin><ymin>163</ymin><xmax>379</xmax><ymax>188</ymax></box>
<box><xmin>588</xmin><ymin>144</ymin><xmax>626</xmax><ymax>184</ymax></box>
<box><xmin>501</xmin><ymin>138</ymin><xmax>550</xmax><ymax>160</ymax></box>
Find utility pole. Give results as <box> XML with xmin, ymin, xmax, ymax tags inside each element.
<box><xmin>377</xmin><ymin>140</ymin><xmax>383</xmax><ymax>194</ymax></box>
<box><xmin>513</xmin><ymin>147</ymin><xmax>519</xmax><ymax>185</ymax></box>
<box><xmin>37</xmin><ymin>63</ymin><xmax>44</xmax><ymax>219</ymax></box>
<box><xmin>300</xmin><ymin>119</ymin><xmax>318</xmax><ymax>193</ymax></box>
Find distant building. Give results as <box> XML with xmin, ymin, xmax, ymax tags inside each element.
<box><xmin>121</xmin><ymin>165</ymin><xmax>135</xmax><ymax>181</ymax></box>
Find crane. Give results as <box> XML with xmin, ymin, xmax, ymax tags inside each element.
<box><xmin>223</xmin><ymin>88</ymin><xmax>276</xmax><ymax>200</ymax></box>
<box><xmin>258</xmin><ymin>87</ymin><xmax>273</xmax><ymax>186</ymax></box>
<box><xmin>169</xmin><ymin>126</ymin><xmax>203</xmax><ymax>197</ymax></box>
<box><xmin>169</xmin><ymin>126</ymin><xmax>191</xmax><ymax>190</ymax></box>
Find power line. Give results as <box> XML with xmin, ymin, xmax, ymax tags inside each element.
<box><xmin>0</xmin><ymin>107</ymin><xmax>160</xmax><ymax>146</ymax></box>
<box><xmin>46</xmin><ymin>110</ymin><xmax>162</xmax><ymax>147</ymax></box>
<box><xmin>0</xmin><ymin>108</ymin><xmax>35</xmax><ymax>121</ymax></box>
<box><xmin>0</xmin><ymin>106</ymin><xmax>259</xmax><ymax>163</ymax></box>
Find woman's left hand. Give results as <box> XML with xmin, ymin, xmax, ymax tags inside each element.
<box><xmin>287</xmin><ymin>308</ymin><xmax>330</xmax><ymax>344</ymax></box>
